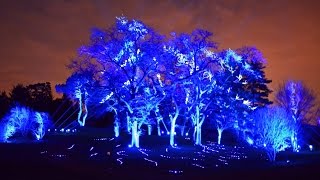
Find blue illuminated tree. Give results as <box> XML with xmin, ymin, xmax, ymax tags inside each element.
<box><xmin>208</xmin><ymin>49</ymin><xmax>260</xmax><ymax>144</ymax></box>
<box><xmin>56</xmin><ymin>70</ymin><xmax>96</xmax><ymax>127</ymax></box>
<box><xmin>78</xmin><ymin>16</ymin><xmax>165</xmax><ymax>147</ymax></box>
<box><xmin>164</xmin><ymin>29</ymin><xmax>217</xmax><ymax>145</ymax></box>
<box><xmin>236</xmin><ymin>46</ymin><xmax>272</xmax><ymax>107</ymax></box>
<box><xmin>275</xmin><ymin>80</ymin><xmax>318</xmax><ymax>152</ymax></box>
<box><xmin>252</xmin><ymin>106</ymin><xmax>293</xmax><ymax>162</ymax></box>
<box><xmin>0</xmin><ymin>105</ymin><xmax>51</xmax><ymax>142</ymax></box>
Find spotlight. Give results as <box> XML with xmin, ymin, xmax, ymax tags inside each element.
<box><xmin>309</xmin><ymin>145</ymin><xmax>313</xmax><ymax>151</ymax></box>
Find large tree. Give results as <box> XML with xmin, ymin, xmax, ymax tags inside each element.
<box><xmin>27</xmin><ymin>82</ymin><xmax>53</xmax><ymax>112</ymax></box>
<box><xmin>236</xmin><ymin>46</ymin><xmax>272</xmax><ymax>107</ymax></box>
<box><xmin>78</xmin><ymin>16</ymin><xmax>165</xmax><ymax>147</ymax></box>
<box><xmin>275</xmin><ymin>80</ymin><xmax>318</xmax><ymax>151</ymax></box>
<box><xmin>209</xmin><ymin>49</ymin><xmax>260</xmax><ymax>144</ymax></box>
<box><xmin>164</xmin><ymin>29</ymin><xmax>217</xmax><ymax>145</ymax></box>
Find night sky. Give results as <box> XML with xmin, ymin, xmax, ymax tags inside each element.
<box><xmin>0</xmin><ymin>0</ymin><xmax>319</xmax><ymax>98</ymax></box>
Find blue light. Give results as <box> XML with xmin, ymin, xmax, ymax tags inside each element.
<box><xmin>0</xmin><ymin>106</ymin><xmax>50</xmax><ymax>141</ymax></box>
<box><xmin>246</xmin><ymin>137</ymin><xmax>254</xmax><ymax>145</ymax></box>
<box><xmin>309</xmin><ymin>145</ymin><xmax>313</xmax><ymax>151</ymax></box>
<box><xmin>185</xmin><ymin>132</ymin><xmax>189</xmax><ymax>136</ymax></box>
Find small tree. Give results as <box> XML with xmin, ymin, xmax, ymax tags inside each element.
<box><xmin>0</xmin><ymin>105</ymin><xmax>51</xmax><ymax>142</ymax></box>
<box><xmin>252</xmin><ymin>107</ymin><xmax>293</xmax><ymax>162</ymax></box>
<box><xmin>275</xmin><ymin>80</ymin><xmax>318</xmax><ymax>151</ymax></box>
<box><xmin>56</xmin><ymin>71</ymin><xmax>95</xmax><ymax>127</ymax></box>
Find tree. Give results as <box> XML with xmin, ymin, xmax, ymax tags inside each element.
<box><xmin>78</xmin><ymin>16</ymin><xmax>165</xmax><ymax>147</ymax></box>
<box><xmin>0</xmin><ymin>105</ymin><xmax>51</xmax><ymax>142</ymax></box>
<box><xmin>275</xmin><ymin>80</ymin><xmax>318</xmax><ymax>151</ymax></box>
<box><xmin>236</xmin><ymin>46</ymin><xmax>272</xmax><ymax>107</ymax></box>
<box><xmin>56</xmin><ymin>71</ymin><xmax>96</xmax><ymax>127</ymax></box>
<box><xmin>27</xmin><ymin>82</ymin><xmax>53</xmax><ymax>112</ymax></box>
<box><xmin>209</xmin><ymin>49</ymin><xmax>260</xmax><ymax>144</ymax></box>
<box><xmin>164</xmin><ymin>29</ymin><xmax>217</xmax><ymax>145</ymax></box>
<box><xmin>252</xmin><ymin>107</ymin><xmax>293</xmax><ymax>162</ymax></box>
<box><xmin>10</xmin><ymin>84</ymin><xmax>29</xmax><ymax>106</ymax></box>
<box><xmin>0</xmin><ymin>91</ymin><xmax>11</xmax><ymax>119</ymax></box>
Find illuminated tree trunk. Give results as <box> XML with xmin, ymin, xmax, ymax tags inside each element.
<box><xmin>131</xmin><ymin>120</ymin><xmax>139</xmax><ymax>148</ymax></box>
<box><xmin>217</xmin><ymin>129</ymin><xmax>223</xmax><ymax>145</ymax></box>
<box><xmin>169</xmin><ymin>103</ymin><xmax>179</xmax><ymax>146</ymax></box>
<box><xmin>266</xmin><ymin>148</ymin><xmax>276</xmax><ymax>162</ymax></box>
<box><xmin>147</xmin><ymin>125</ymin><xmax>152</xmax><ymax>135</ymax></box>
<box><xmin>156</xmin><ymin>110</ymin><xmax>162</xmax><ymax>136</ymax></box>
<box><xmin>114</xmin><ymin>109</ymin><xmax>120</xmax><ymax>137</ymax></box>
<box><xmin>193</xmin><ymin>106</ymin><xmax>204</xmax><ymax>145</ymax></box>
<box><xmin>126</xmin><ymin>112</ymin><xmax>131</xmax><ymax>133</ymax></box>
<box><xmin>291</xmin><ymin>132</ymin><xmax>298</xmax><ymax>152</ymax></box>
<box><xmin>180</xmin><ymin>118</ymin><xmax>187</xmax><ymax>136</ymax></box>
<box><xmin>77</xmin><ymin>91</ymin><xmax>83</xmax><ymax>126</ymax></box>
<box><xmin>82</xmin><ymin>99</ymin><xmax>88</xmax><ymax>127</ymax></box>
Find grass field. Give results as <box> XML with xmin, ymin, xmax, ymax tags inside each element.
<box><xmin>0</xmin><ymin>127</ymin><xmax>320</xmax><ymax>180</ymax></box>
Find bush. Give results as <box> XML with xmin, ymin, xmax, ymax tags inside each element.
<box><xmin>0</xmin><ymin>105</ymin><xmax>52</xmax><ymax>142</ymax></box>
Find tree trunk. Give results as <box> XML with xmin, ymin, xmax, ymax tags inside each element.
<box><xmin>157</xmin><ymin>116</ymin><xmax>161</xmax><ymax>136</ymax></box>
<box><xmin>114</xmin><ymin>121</ymin><xmax>120</xmax><ymax>137</ymax></box>
<box><xmin>82</xmin><ymin>101</ymin><xmax>88</xmax><ymax>127</ymax></box>
<box><xmin>113</xmin><ymin>110</ymin><xmax>120</xmax><ymax>137</ymax></box>
<box><xmin>195</xmin><ymin>124</ymin><xmax>202</xmax><ymax>145</ymax></box>
<box><xmin>148</xmin><ymin>125</ymin><xmax>152</xmax><ymax>135</ymax></box>
<box><xmin>194</xmin><ymin>106</ymin><xmax>203</xmax><ymax>145</ymax></box>
<box><xmin>77</xmin><ymin>97</ymin><xmax>83</xmax><ymax>126</ymax></box>
<box><xmin>131</xmin><ymin>120</ymin><xmax>139</xmax><ymax>148</ymax></box>
<box><xmin>291</xmin><ymin>132</ymin><xmax>298</xmax><ymax>152</ymax></box>
<box><xmin>217</xmin><ymin>129</ymin><xmax>223</xmax><ymax>145</ymax></box>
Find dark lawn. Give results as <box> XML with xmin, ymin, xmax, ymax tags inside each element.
<box><xmin>0</xmin><ymin>127</ymin><xmax>320</xmax><ymax>180</ymax></box>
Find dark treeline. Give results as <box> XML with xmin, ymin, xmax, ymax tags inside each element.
<box><xmin>0</xmin><ymin>82</ymin><xmax>112</xmax><ymax>128</ymax></box>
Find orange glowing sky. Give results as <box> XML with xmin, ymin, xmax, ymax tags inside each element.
<box><xmin>0</xmin><ymin>0</ymin><xmax>319</xmax><ymax>98</ymax></box>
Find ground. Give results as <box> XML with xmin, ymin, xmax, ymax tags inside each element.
<box><xmin>0</xmin><ymin>127</ymin><xmax>320</xmax><ymax>180</ymax></box>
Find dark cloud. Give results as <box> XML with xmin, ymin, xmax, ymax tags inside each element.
<box><xmin>0</xmin><ymin>0</ymin><xmax>319</xmax><ymax>97</ymax></box>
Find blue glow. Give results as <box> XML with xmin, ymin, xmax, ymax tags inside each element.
<box><xmin>0</xmin><ymin>106</ymin><xmax>51</xmax><ymax>142</ymax></box>
<box><xmin>309</xmin><ymin>145</ymin><xmax>313</xmax><ymax>151</ymax></box>
<box><xmin>252</xmin><ymin>107</ymin><xmax>293</xmax><ymax>161</ymax></box>
<box><xmin>58</xmin><ymin>16</ymin><xmax>276</xmax><ymax>149</ymax></box>
<box><xmin>246</xmin><ymin>137</ymin><xmax>254</xmax><ymax>145</ymax></box>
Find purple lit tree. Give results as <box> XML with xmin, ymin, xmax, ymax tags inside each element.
<box><xmin>252</xmin><ymin>106</ymin><xmax>293</xmax><ymax>162</ymax></box>
<box><xmin>275</xmin><ymin>80</ymin><xmax>318</xmax><ymax>152</ymax></box>
<box><xmin>236</xmin><ymin>46</ymin><xmax>272</xmax><ymax>107</ymax></box>
<box><xmin>164</xmin><ymin>29</ymin><xmax>217</xmax><ymax>145</ymax></box>
<box><xmin>207</xmin><ymin>49</ymin><xmax>264</xmax><ymax>144</ymax></box>
<box><xmin>56</xmin><ymin>71</ymin><xmax>96</xmax><ymax>127</ymax></box>
<box><xmin>0</xmin><ymin>105</ymin><xmax>51</xmax><ymax>142</ymax></box>
<box><xmin>78</xmin><ymin>16</ymin><xmax>165</xmax><ymax>147</ymax></box>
